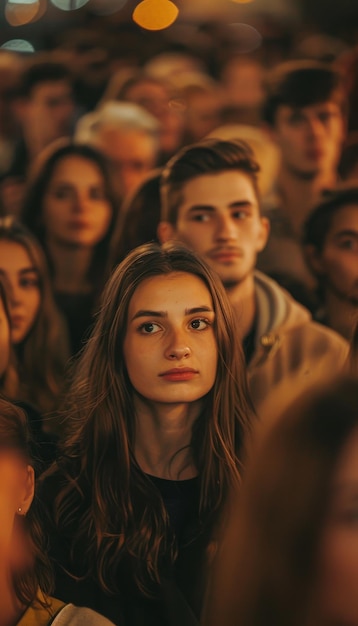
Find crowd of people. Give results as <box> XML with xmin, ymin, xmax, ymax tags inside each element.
<box><xmin>0</xmin><ymin>17</ymin><xmax>358</xmax><ymax>626</ymax></box>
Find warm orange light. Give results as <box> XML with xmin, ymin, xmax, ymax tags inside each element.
<box><xmin>5</xmin><ymin>0</ymin><xmax>40</xmax><ymax>26</ymax></box>
<box><xmin>230</xmin><ymin>0</ymin><xmax>253</xmax><ymax>3</ymax></box>
<box><xmin>133</xmin><ymin>0</ymin><xmax>179</xmax><ymax>31</ymax></box>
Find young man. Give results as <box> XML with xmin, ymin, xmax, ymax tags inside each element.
<box><xmin>303</xmin><ymin>185</ymin><xmax>358</xmax><ymax>341</ymax></box>
<box><xmin>258</xmin><ymin>59</ymin><xmax>347</xmax><ymax>292</ymax></box>
<box><xmin>158</xmin><ymin>138</ymin><xmax>349</xmax><ymax>423</ymax></box>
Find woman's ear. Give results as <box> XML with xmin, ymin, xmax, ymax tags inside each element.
<box><xmin>17</xmin><ymin>465</ymin><xmax>35</xmax><ymax>516</ymax></box>
<box><xmin>157</xmin><ymin>221</ymin><xmax>176</xmax><ymax>244</ymax></box>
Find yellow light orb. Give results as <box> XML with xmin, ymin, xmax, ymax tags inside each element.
<box><xmin>133</xmin><ymin>0</ymin><xmax>179</xmax><ymax>31</ymax></box>
<box><xmin>5</xmin><ymin>0</ymin><xmax>40</xmax><ymax>26</ymax></box>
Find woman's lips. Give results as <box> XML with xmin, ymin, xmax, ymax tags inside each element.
<box><xmin>159</xmin><ymin>368</ymin><xmax>198</xmax><ymax>382</ymax></box>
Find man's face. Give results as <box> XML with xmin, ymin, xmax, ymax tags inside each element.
<box><xmin>318</xmin><ymin>204</ymin><xmax>358</xmax><ymax>305</ymax></box>
<box><xmin>159</xmin><ymin>170</ymin><xmax>269</xmax><ymax>287</ymax></box>
<box><xmin>23</xmin><ymin>80</ymin><xmax>74</xmax><ymax>141</ymax></box>
<box><xmin>272</xmin><ymin>101</ymin><xmax>345</xmax><ymax>178</ymax></box>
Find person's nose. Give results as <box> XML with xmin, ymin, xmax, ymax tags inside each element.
<box><xmin>72</xmin><ymin>192</ymin><xmax>88</xmax><ymax>214</ymax></box>
<box><xmin>164</xmin><ymin>328</ymin><xmax>191</xmax><ymax>361</ymax></box>
<box><xmin>306</xmin><ymin>116</ymin><xmax>324</xmax><ymax>140</ymax></box>
<box><xmin>215</xmin><ymin>213</ymin><xmax>237</xmax><ymax>242</ymax></box>
<box><xmin>6</xmin><ymin>282</ymin><xmax>21</xmax><ymax>307</ymax></box>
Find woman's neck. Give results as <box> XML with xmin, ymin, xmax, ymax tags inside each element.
<box><xmin>47</xmin><ymin>239</ymin><xmax>94</xmax><ymax>294</ymax></box>
<box><xmin>134</xmin><ymin>396</ymin><xmax>201</xmax><ymax>480</ymax></box>
<box><xmin>0</xmin><ymin>570</ymin><xmax>25</xmax><ymax>626</ymax></box>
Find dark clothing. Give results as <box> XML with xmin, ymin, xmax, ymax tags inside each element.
<box><xmin>16</xmin><ymin>401</ymin><xmax>58</xmax><ymax>474</ymax></box>
<box><xmin>54</xmin><ymin>292</ymin><xmax>96</xmax><ymax>356</ymax></box>
<box><xmin>40</xmin><ymin>472</ymin><xmax>211</xmax><ymax>626</ymax></box>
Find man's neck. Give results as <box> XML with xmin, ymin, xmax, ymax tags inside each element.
<box><xmin>224</xmin><ymin>273</ymin><xmax>256</xmax><ymax>341</ymax></box>
<box><xmin>277</xmin><ymin>167</ymin><xmax>337</xmax><ymax>235</ymax></box>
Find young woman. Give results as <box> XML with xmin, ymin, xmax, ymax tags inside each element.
<box><xmin>21</xmin><ymin>140</ymin><xmax>119</xmax><ymax>354</ymax></box>
<box><xmin>0</xmin><ymin>396</ymin><xmax>115</xmax><ymax>625</ymax></box>
<box><xmin>40</xmin><ymin>242</ymin><xmax>254</xmax><ymax>626</ymax></box>
<box><xmin>0</xmin><ymin>281</ymin><xmax>16</xmax><ymax>399</ymax></box>
<box><xmin>0</xmin><ymin>217</ymin><xmax>69</xmax><ymax>420</ymax></box>
<box><xmin>203</xmin><ymin>376</ymin><xmax>358</xmax><ymax>626</ymax></box>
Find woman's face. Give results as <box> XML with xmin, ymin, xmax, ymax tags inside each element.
<box><xmin>0</xmin><ymin>297</ymin><xmax>10</xmax><ymax>376</ymax></box>
<box><xmin>0</xmin><ymin>241</ymin><xmax>41</xmax><ymax>344</ymax></box>
<box><xmin>42</xmin><ymin>155</ymin><xmax>113</xmax><ymax>248</ymax></box>
<box><xmin>317</xmin><ymin>426</ymin><xmax>358</xmax><ymax>624</ymax></box>
<box><xmin>123</xmin><ymin>271</ymin><xmax>218</xmax><ymax>408</ymax></box>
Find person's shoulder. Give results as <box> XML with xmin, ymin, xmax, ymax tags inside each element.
<box><xmin>53</xmin><ymin>604</ymin><xmax>115</xmax><ymax>626</ymax></box>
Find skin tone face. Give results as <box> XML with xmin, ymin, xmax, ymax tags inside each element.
<box><xmin>317</xmin><ymin>426</ymin><xmax>358</xmax><ymax>624</ymax></box>
<box><xmin>0</xmin><ymin>242</ymin><xmax>41</xmax><ymax>345</ymax></box>
<box><xmin>272</xmin><ymin>101</ymin><xmax>345</xmax><ymax>178</ymax></box>
<box><xmin>24</xmin><ymin>80</ymin><xmax>74</xmax><ymax>140</ymax></box>
<box><xmin>317</xmin><ymin>204</ymin><xmax>358</xmax><ymax>305</ymax></box>
<box><xmin>95</xmin><ymin>127</ymin><xmax>158</xmax><ymax>197</ymax></box>
<box><xmin>42</xmin><ymin>155</ymin><xmax>113</xmax><ymax>248</ymax></box>
<box><xmin>0</xmin><ymin>298</ymin><xmax>10</xmax><ymax>377</ymax></box>
<box><xmin>123</xmin><ymin>272</ymin><xmax>218</xmax><ymax>411</ymax></box>
<box><xmin>159</xmin><ymin>171</ymin><xmax>269</xmax><ymax>288</ymax></box>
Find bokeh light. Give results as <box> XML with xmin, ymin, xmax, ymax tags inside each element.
<box><xmin>133</xmin><ymin>0</ymin><xmax>179</xmax><ymax>31</ymax></box>
<box><xmin>1</xmin><ymin>39</ymin><xmax>35</xmax><ymax>52</ymax></box>
<box><xmin>50</xmin><ymin>0</ymin><xmax>89</xmax><ymax>10</ymax></box>
<box><xmin>5</xmin><ymin>0</ymin><xmax>40</xmax><ymax>26</ymax></box>
<box><xmin>228</xmin><ymin>23</ymin><xmax>263</xmax><ymax>53</ymax></box>
<box><xmin>88</xmin><ymin>0</ymin><xmax>127</xmax><ymax>15</ymax></box>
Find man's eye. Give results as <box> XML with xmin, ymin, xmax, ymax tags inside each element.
<box><xmin>191</xmin><ymin>213</ymin><xmax>210</xmax><ymax>222</ymax></box>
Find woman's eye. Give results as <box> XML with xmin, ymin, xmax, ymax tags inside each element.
<box><xmin>20</xmin><ymin>277</ymin><xmax>40</xmax><ymax>289</ymax></box>
<box><xmin>90</xmin><ymin>187</ymin><xmax>106</xmax><ymax>200</ymax></box>
<box><xmin>139</xmin><ymin>322</ymin><xmax>161</xmax><ymax>334</ymax></box>
<box><xmin>190</xmin><ymin>318</ymin><xmax>209</xmax><ymax>330</ymax></box>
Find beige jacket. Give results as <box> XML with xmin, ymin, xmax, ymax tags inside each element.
<box><xmin>248</xmin><ymin>271</ymin><xmax>349</xmax><ymax>426</ymax></box>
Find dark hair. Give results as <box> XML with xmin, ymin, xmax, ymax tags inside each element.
<box><xmin>108</xmin><ymin>168</ymin><xmax>161</xmax><ymax>270</ymax></box>
<box><xmin>17</xmin><ymin>60</ymin><xmax>72</xmax><ymax>99</ymax></box>
<box><xmin>21</xmin><ymin>140</ymin><xmax>119</xmax><ymax>294</ymax></box>
<box><xmin>0</xmin><ymin>218</ymin><xmax>69</xmax><ymax>412</ymax></box>
<box><xmin>160</xmin><ymin>138</ymin><xmax>260</xmax><ymax>224</ymax></box>
<box><xmin>0</xmin><ymin>397</ymin><xmax>53</xmax><ymax>605</ymax></box>
<box><xmin>302</xmin><ymin>186</ymin><xmax>358</xmax><ymax>253</ymax></box>
<box><xmin>46</xmin><ymin>242</ymin><xmax>254</xmax><ymax>595</ymax></box>
<box><xmin>262</xmin><ymin>60</ymin><xmax>347</xmax><ymax>126</ymax></box>
<box><xmin>203</xmin><ymin>376</ymin><xmax>358</xmax><ymax>626</ymax></box>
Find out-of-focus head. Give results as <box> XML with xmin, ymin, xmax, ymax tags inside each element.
<box><xmin>22</xmin><ymin>140</ymin><xmax>117</xmax><ymax>253</ymax></box>
<box><xmin>204</xmin><ymin>376</ymin><xmax>358</xmax><ymax>626</ymax></box>
<box><xmin>0</xmin><ymin>282</ymin><xmax>11</xmax><ymax>378</ymax></box>
<box><xmin>75</xmin><ymin>102</ymin><xmax>160</xmax><ymax>198</ymax></box>
<box><xmin>263</xmin><ymin>60</ymin><xmax>347</xmax><ymax>178</ymax></box>
<box><xmin>303</xmin><ymin>185</ymin><xmax>358</xmax><ymax>306</ymax></box>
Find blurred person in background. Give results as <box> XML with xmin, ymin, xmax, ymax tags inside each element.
<box><xmin>0</xmin><ymin>396</ymin><xmax>115</xmax><ymax>625</ymax></box>
<box><xmin>22</xmin><ymin>141</ymin><xmax>118</xmax><ymax>355</ymax></box>
<box><xmin>0</xmin><ymin>218</ymin><xmax>69</xmax><ymax>424</ymax></box>
<box><xmin>0</xmin><ymin>57</ymin><xmax>75</xmax><ymax>219</ymax></box>
<box><xmin>75</xmin><ymin>100</ymin><xmax>160</xmax><ymax>203</ymax></box>
<box><xmin>101</xmin><ymin>69</ymin><xmax>185</xmax><ymax>163</ymax></box>
<box><xmin>303</xmin><ymin>185</ymin><xmax>358</xmax><ymax>341</ymax></box>
<box><xmin>0</xmin><ymin>51</ymin><xmax>23</xmax><ymax>177</ymax></box>
<box><xmin>258</xmin><ymin>60</ymin><xmax>347</xmax><ymax>293</ymax></box>
<box><xmin>219</xmin><ymin>55</ymin><xmax>265</xmax><ymax>127</ymax></box>
<box><xmin>203</xmin><ymin>376</ymin><xmax>358</xmax><ymax>626</ymax></box>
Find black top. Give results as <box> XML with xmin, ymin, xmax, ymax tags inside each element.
<box><xmin>40</xmin><ymin>471</ymin><xmax>211</xmax><ymax>626</ymax></box>
<box><xmin>54</xmin><ymin>291</ymin><xmax>96</xmax><ymax>356</ymax></box>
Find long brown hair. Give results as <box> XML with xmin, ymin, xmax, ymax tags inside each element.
<box><xmin>46</xmin><ymin>242</ymin><xmax>254</xmax><ymax>595</ymax></box>
<box><xmin>0</xmin><ymin>218</ymin><xmax>69</xmax><ymax>413</ymax></box>
<box><xmin>0</xmin><ymin>397</ymin><xmax>53</xmax><ymax>605</ymax></box>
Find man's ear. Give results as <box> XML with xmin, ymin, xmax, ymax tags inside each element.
<box><xmin>157</xmin><ymin>221</ymin><xmax>177</xmax><ymax>244</ymax></box>
<box><xmin>257</xmin><ymin>216</ymin><xmax>270</xmax><ymax>252</ymax></box>
<box><xmin>303</xmin><ymin>244</ymin><xmax>325</xmax><ymax>276</ymax></box>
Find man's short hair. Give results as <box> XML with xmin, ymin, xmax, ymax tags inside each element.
<box><xmin>262</xmin><ymin>59</ymin><xmax>347</xmax><ymax>127</ymax></box>
<box><xmin>17</xmin><ymin>60</ymin><xmax>72</xmax><ymax>99</ymax></box>
<box><xmin>160</xmin><ymin>138</ymin><xmax>261</xmax><ymax>224</ymax></box>
<box><xmin>303</xmin><ymin>186</ymin><xmax>358</xmax><ymax>253</ymax></box>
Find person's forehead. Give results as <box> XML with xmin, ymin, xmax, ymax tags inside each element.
<box><xmin>179</xmin><ymin>170</ymin><xmax>258</xmax><ymax>203</ymax></box>
<box><xmin>31</xmin><ymin>80</ymin><xmax>72</xmax><ymax>100</ymax></box>
<box><xmin>277</xmin><ymin>99</ymin><xmax>342</xmax><ymax>117</ymax></box>
<box><xmin>328</xmin><ymin>203</ymin><xmax>358</xmax><ymax>233</ymax></box>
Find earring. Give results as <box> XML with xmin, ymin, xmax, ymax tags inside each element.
<box><xmin>17</xmin><ymin>507</ymin><xmax>22</xmax><ymax>514</ymax></box>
